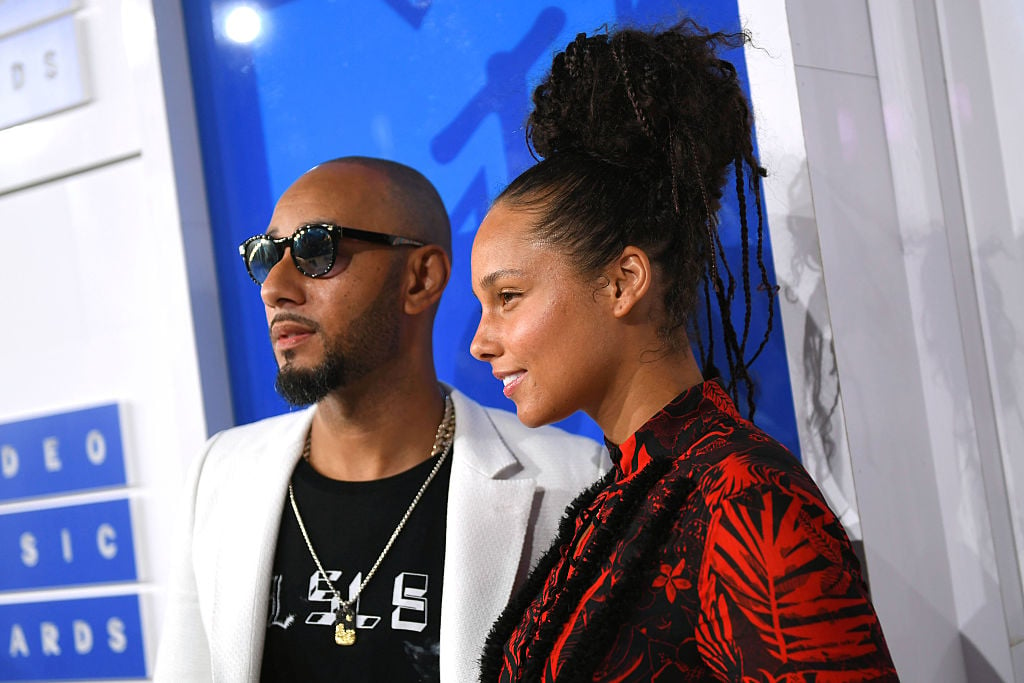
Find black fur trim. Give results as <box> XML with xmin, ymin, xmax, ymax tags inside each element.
<box><xmin>478</xmin><ymin>469</ymin><xmax>615</xmax><ymax>682</ymax></box>
<box><xmin>558</xmin><ymin>475</ymin><xmax>697</xmax><ymax>683</ymax></box>
<box><xmin>519</xmin><ymin>458</ymin><xmax>676</xmax><ymax>681</ymax></box>
<box><xmin>480</xmin><ymin>458</ymin><xmax>681</xmax><ymax>681</ymax></box>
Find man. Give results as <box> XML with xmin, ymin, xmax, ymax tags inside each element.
<box><xmin>154</xmin><ymin>157</ymin><xmax>606</xmax><ymax>682</ymax></box>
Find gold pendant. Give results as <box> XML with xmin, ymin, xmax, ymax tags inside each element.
<box><xmin>334</xmin><ymin>606</ymin><xmax>356</xmax><ymax>646</ymax></box>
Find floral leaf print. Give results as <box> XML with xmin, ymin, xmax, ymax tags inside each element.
<box><xmin>652</xmin><ymin>559</ymin><xmax>692</xmax><ymax>604</ymax></box>
<box><xmin>703</xmin><ymin>486</ymin><xmax>885</xmax><ymax>670</ymax></box>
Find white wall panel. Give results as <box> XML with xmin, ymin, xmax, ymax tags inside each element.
<box><xmin>867</xmin><ymin>1</ymin><xmax>1017</xmax><ymax>678</ymax></box>
<box><xmin>748</xmin><ymin>0</ymin><xmax>1024</xmax><ymax>679</ymax></box>
<box><xmin>0</xmin><ymin>150</ymin><xmax>205</xmax><ymax>682</ymax></box>
<box><xmin>785</xmin><ymin>0</ymin><xmax>876</xmax><ymax>77</ymax></box>
<box><xmin>939</xmin><ymin>0</ymin><xmax>1024</xmax><ymax>615</ymax></box>
<box><xmin>0</xmin><ymin>0</ymin><xmax>230</xmax><ymax>677</ymax></box>
<box><xmin>793</xmin><ymin>59</ymin><xmax>965</xmax><ymax>682</ymax></box>
<box><xmin>739</xmin><ymin>0</ymin><xmax>862</xmax><ymax>543</ymax></box>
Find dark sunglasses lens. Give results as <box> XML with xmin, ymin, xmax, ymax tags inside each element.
<box><xmin>292</xmin><ymin>227</ymin><xmax>335</xmax><ymax>277</ymax></box>
<box><xmin>246</xmin><ymin>238</ymin><xmax>283</xmax><ymax>284</ymax></box>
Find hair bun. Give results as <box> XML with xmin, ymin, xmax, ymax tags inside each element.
<box><xmin>527</xmin><ymin>21</ymin><xmax>750</xmax><ymax>179</ymax></box>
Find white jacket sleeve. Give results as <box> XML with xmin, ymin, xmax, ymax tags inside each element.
<box><xmin>152</xmin><ymin>435</ymin><xmax>220</xmax><ymax>682</ymax></box>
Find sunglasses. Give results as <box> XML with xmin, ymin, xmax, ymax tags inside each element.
<box><xmin>238</xmin><ymin>223</ymin><xmax>425</xmax><ymax>284</ymax></box>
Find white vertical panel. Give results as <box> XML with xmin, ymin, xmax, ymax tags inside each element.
<box><xmin>743</xmin><ymin>0</ymin><xmax>989</xmax><ymax>680</ymax></box>
<box><xmin>948</xmin><ymin>0</ymin><xmax>1024</xmax><ymax>609</ymax></box>
<box><xmin>745</xmin><ymin>0</ymin><xmax>1023</xmax><ymax>679</ymax></box>
<box><xmin>866</xmin><ymin>0</ymin><xmax>1018</xmax><ymax>678</ymax></box>
<box><xmin>738</xmin><ymin>0</ymin><xmax>863</xmax><ymax>545</ymax></box>
<box><xmin>978</xmin><ymin>0</ymin><xmax>1024</xmax><ymax>242</ymax></box>
<box><xmin>792</xmin><ymin>62</ymin><xmax>966</xmax><ymax>683</ymax></box>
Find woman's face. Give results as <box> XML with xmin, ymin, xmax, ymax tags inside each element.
<box><xmin>470</xmin><ymin>202</ymin><xmax>619</xmax><ymax>427</ymax></box>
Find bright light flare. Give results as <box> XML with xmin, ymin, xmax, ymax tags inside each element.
<box><xmin>224</xmin><ymin>5</ymin><xmax>263</xmax><ymax>44</ymax></box>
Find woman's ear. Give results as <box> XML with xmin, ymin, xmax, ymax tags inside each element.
<box><xmin>404</xmin><ymin>246</ymin><xmax>451</xmax><ymax>315</ymax></box>
<box><xmin>606</xmin><ymin>246</ymin><xmax>653</xmax><ymax>318</ymax></box>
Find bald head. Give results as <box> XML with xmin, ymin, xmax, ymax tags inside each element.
<box><xmin>266</xmin><ymin>157</ymin><xmax>452</xmax><ymax>332</ymax></box>
<box><xmin>315</xmin><ymin>157</ymin><xmax>451</xmax><ymax>257</ymax></box>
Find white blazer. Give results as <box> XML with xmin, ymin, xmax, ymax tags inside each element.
<box><xmin>154</xmin><ymin>389</ymin><xmax>607</xmax><ymax>682</ymax></box>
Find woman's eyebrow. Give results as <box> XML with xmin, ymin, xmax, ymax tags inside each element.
<box><xmin>478</xmin><ymin>268</ymin><xmax>526</xmax><ymax>289</ymax></box>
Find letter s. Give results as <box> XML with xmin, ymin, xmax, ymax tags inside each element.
<box><xmin>107</xmin><ymin>617</ymin><xmax>126</xmax><ymax>653</ymax></box>
<box><xmin>44</xmin><ymin>50</ymin><xmax>58</xmax><ymax>78</ymax></box>
<box><xmin>20</xmin><ymin>533</ymin><xmax>38</xmax><ymax>567</ymax></box>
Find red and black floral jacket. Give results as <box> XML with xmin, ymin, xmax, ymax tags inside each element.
<box><xmin>481</xmin><ymin>380</ymin><xmax>897</xmax><ymax>682</ymax></box>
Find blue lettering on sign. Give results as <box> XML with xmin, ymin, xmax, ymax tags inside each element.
<box><xmin>0</xmin><ymin>404</ymin><xmax>126</xmax><ymax>502</ymax></box>
<box><xmin>0</xmin><ymin>594</ymin><xmax>146</xmax><ymax>681</ymax></box>
<box><xmin>0</xmin><ymin>499</ymin><xmax>136</xmax><ymax>592</ymax></box>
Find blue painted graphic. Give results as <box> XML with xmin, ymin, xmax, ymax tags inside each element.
<box><xmin>0</xmin><ymin>404</ymin><xmax>126</xmax><ymax>502</ymax></box>
<box><xmin>431</xmin><ymin>6</ymin><xmax>567</xmax><ymax>177</ymax></box>
<box><xmin>0</xmin><ymin>499</ymin><xmax>136</xmax><ymax>592</ymax></box>
<box><xmin>181</xmin><ymin>1</ymin><xmax>800</xmax><ymax>454</ymax></box>
<box><xmin>0</xmin><ymin>594</ymin><xmax>146</xmax><ymax>681</ymax></box>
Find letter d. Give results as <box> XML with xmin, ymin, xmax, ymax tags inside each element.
<box><xmin>1</xmin><ymin>445</ymin><xmax>17</xmax><ymax>478</ymax></box>
<box><xmin>73</xmin><ymin>620</ymin><xmax>93</xmax><ymax>654</ymax></box>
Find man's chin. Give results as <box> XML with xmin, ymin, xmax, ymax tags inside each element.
<box><xmin>278</xmin><ymin>348</ymin><xmax>314</xmax><ymax>366</ymax></box>
<box><xmin>274</xmin><ymin>359</ymin><xmax>343</xmax><ymax>407</ymax></box>
<box><xmin>277</xmin><ymin>358</ymin><xmax>311</xmax><ymax>373</ymax></box>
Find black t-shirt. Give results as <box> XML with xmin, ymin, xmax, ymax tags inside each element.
<box><xmin>260</xmin><ymin>452</ymin><xmax>452</xmax><ymax>683</ymax></box>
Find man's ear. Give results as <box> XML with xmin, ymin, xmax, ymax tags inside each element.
<box><xmin>605</xmin><ymin>246</ymin><xmax>653</xmax><ymax>318</ymax></box>
<box><xmin>404</xmin><ymin>246</ymin><xmax>451</xmax><ymax>315</ymax></box>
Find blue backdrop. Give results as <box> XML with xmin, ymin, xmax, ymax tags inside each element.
<box><xmin>181</xmin><ymin>0</ymin><xmax>799</xmax><ymax>453</ymax></box>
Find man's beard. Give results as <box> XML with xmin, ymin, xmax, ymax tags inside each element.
<box><xmin>274</xmin><ymin>352</ymin><xmax>345</xmax><ymax>407</ymax></box>
<box><xmin>274</xmin><ymin>273</ymin><xmax>401</xmax><ymax>407</ymax></box>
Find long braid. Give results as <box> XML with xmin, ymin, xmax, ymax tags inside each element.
<box><xmin>735</xmin><ymin>156</ymin><xmax>753</xmax><ymax>354</ymax></box>
<box><xmin>682</xmin><ymin>127</ymin><xmax>720</xmax><ymax>291</ymax></box>
<box><xmin>709</xmin><ymin>221</ymin><xmax>741</xmax><ymax>400</ymax></box>
<box><xmin>733</xmin><ymin>156</ymin><xmax>776</xmax><ymax>419</ymax></box>
<box><xmin>612</xmin><ymin>37</ymin><xmax>656</xmax><ymax>141</ymax></box>
<box><xmin>747</xmin><ymin>159</ymin><xmax>776</xmax><ymax>369</ymax></box>
<box><xmin>733</xmin><ymin>156</ymin><xmax>758</xmax><ymax>419</ymax></box>
<box><xmin>700</xmin><ymin>274</ymin><xmax>718</xmax><ymax>379</ymax></box>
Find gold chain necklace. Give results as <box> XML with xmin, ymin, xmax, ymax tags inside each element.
<box><xmin>287</xmin><ymin>392</ymin><xmax>455</xmax><ymax>646</ymax></box>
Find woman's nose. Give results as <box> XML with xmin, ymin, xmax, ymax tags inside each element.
<box><xmin>470</xmin><ymin>311</ymin><xmax>499</xmax><ymax>362</ymax></box>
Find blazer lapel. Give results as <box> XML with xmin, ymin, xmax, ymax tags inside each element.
<box><xmin>440</xmin><ymin>391</ymin><xmax>537</xmax><ymax>682</ymax></box>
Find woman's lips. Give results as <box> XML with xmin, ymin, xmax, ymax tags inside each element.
<box><xmin>501</xmin><ymin>372</ymin><xmax>525</xmax><ymax>398</ymax></box>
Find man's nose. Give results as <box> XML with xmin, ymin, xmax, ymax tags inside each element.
<box><xmin>260</xmin><ymin>248</ymin><xmax>305</xmax><ymax>308</ymax></box>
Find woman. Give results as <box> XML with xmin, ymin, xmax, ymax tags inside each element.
<box><xmin>470</xmin><ymin>20</ymin><xmax>897</xmax><ymax>683</ymax></box>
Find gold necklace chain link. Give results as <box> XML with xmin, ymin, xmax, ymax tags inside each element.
<box><xmin>287</xmin><ymin>391</ymin><xmax>456</xmax><ymax>645</ymax></box>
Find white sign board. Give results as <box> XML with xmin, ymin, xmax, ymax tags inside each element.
<box><xmin>0</xmin><ymin>13</ymin><xmax>88</xmax><ymax>130</ymax></box>
<box><xmin>0</xmin><ymin>0</ymin><xmax>79</xmax><ymax>38</ymax></box>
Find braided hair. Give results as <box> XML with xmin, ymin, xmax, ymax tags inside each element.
<box><xmin>496</xmin><ymin>20</ymin><xmax>776</xmax><ymax>419</ymax></box>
